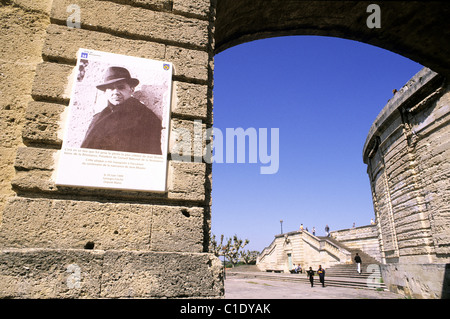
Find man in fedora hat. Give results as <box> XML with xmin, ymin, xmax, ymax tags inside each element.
<box><xmin>81</xmin><ymin>66</ymin><xmax>162</xmax><ymax>155</ymax></box>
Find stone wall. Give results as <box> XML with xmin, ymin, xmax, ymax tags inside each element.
<box><xmin>330</xmin><ymin>225</ymin><xmax>381</xmax><ymax>263</ymax></box>
<box><xmin>379</xmin><ymin>263</ymin><xmax>449</xmax><ymax>299</ymax></box>
<box><xmin>363</xmin><ymin>67</ymin><xmax>450</xmax><ymax>298</ymax></box>
<box><xmin>0</xmin><ymin>0</ymin><xmax>52</xmax><ymax>224</ymax></box>
<box><xmin>0</xmin><ymin>0</ymin><xmax>222</xmax><ymax>298</ymax></box>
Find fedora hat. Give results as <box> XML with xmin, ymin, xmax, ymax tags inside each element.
<box><xmin>96</xmin><ymin>66</ymin><xmax>139</xmax><ymax>91</ymax></box>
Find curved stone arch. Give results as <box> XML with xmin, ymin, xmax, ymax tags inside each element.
<box><xmin>215</xmin><ymin>1</ymin><xmax>450</xmax><ymax>79</ymax></box>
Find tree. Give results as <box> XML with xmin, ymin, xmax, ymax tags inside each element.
<box><xmin>224</xmin><ymin>235</ymin><xmax>249</xmax><ymax>266</ymax></box>
<box><xmin>209</xmin><ymin>233</ymin><xmax>225</xmax><ymax>257</ymax></box>
<box><xmin>240</xmin><ymin>250</ymin><xmax>260</xmax><ymax>264</ymax></box>
<box><xmin>210</xmin><ymin>234</ymin><xmax>250</xmax><ymax>267</ymax></box>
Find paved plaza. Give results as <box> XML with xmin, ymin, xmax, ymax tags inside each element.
<box><xmin>224</xmin><ymin>277</ymin><xmax>404</xmax><ymax>299</ymax></box>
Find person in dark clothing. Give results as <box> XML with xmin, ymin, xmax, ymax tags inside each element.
<box><xmin>306</xmin><ymin>267</ymin><xmax>315</xmax><ymax>287</ymax></box>
<box><xmin>354</xmin><ymin>253</ymin><xmax>362</xmax><ymax>274</ymax></box>
<box><xmin>81</xmin><ymin>66</ymin><xmax>162</xmax><ymax>155</ymax></box>
<box><xmin>317</xmin><ymin>265</ymin><xmax>325</xmax><ymax>287</ymax></box>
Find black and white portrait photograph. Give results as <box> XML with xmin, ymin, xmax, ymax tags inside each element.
<box><xmin>56</xmin><ymin>49</ymin><xmax>173</xmax><ymax>192</ymax></box>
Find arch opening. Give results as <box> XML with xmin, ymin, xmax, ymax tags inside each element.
<box><xmin>211</xmin><ymin>34</ymin><xmax>423</xmax><ymax>254</ymax></box>
<box><xmin>210</xmin><ymin>2</ymin><xmax>450</xmax><ymax>295</ymax></box>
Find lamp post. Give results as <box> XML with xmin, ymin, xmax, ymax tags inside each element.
<box><xmin>280</xmin><ymin>219</ymin><xmax>283</xmax><ymax>234</ymax></box>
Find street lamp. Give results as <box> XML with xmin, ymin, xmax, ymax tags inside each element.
<box><xmin>280</xmin><ymin>219</ymin><xmax>283</xmax><ymax>234</ymax></box>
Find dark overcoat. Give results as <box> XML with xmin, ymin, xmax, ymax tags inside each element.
<box><xmin>81</xmin><ymin>97</ymin><xmax>162</xmax><ymax>155</ymax></box>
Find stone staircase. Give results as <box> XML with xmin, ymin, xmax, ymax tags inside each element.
<box><xmin>229</xmin><ymin>237</ymin><xmax>387</xmax><ymax>291</ymax></box>
<box><xmin>318</xmin><ymin>236</ymin><xmax>380</xmax><ymax>266</ymax></box>
<box><xmin>315</xmin><ymin>237</ymin><xmax>386</xmax><ymax>290</ymax></box>
<box><xmin>227</xmin><ymin>263</ymin><xmax>386</xmax><ymax>291</ymax></box>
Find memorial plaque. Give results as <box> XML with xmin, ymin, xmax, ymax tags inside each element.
<box><xmin>56</xmin><ymin>49</ymin><xmax>173</xmax><ymax>192</ymax></box>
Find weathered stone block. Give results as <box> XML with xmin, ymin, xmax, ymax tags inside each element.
<box><xmin>172</xmin><ymin>81</ymin><xmax>209</xmax><ymax>119</ymax></box>
<box><xmin>10</xmin><ymin>0</ymin><xmax>52</xmax><ymax>14</ymax></box>
<box><xmin>170</xmin><ymin>118</ymin><xmax>207</xmax><ymax>160</ymax></box>
<box><xmin>0</xmin><ymin>197</ymin><xmax>204</xmax><ymax>252</ymax></box>
<box><xmin>108</xmin><ymin>0</ymin><xmax>170</xmax><ymax>12</ymax></box>
<box><xmin>173</xmin><ymin>0</ymin><xmax>211</xmax><ymax>18</ymax></box>
<box><xmin>31</xmin><ymin>62</ymin><xmax>73</xmax><ymax>103</ymax></box>
<box><xmin>167</xmin><ymin>47</ymin><xmax>209</xmax><ymax>82</ymax></box>
<box><xmin>0</xmin><ymin>248</ymin><xmax>103</xmax><ymax>299</ymax></box>
<box><xmin>11</xmin><ymin>170</ymin><xmax>55</xmax><ymax>193</ymax></box>
<box><xmin>0</xmin><ymin>110</ymin><xmax>23</xmax><ymax>148</ymax></box>
<box><xmin>167</xmin><ymin>161</ymin><xmax>206</xmax><ymax>201</ymax></box>
<box><xmin>0</xmin><ymin>248</ymin><xmax>223</xmax><ymax>298</ymax></box>
<box><xmin>151</xmin><ymin>206</ymin><xmax>204</xmax><ymax>252</ymax></box>
<box><xmin>22</xmin><ymin>101</ymin><xmax>65</xmax><ymax>146</ymax></box>
<box><xmin>378</xmin><ymin>116</ymin><xmax>403</xmax><ymax>143</ymax></box>
<box><xmin>43</xmin><ymin>24</ymin><xmax>166</xmax><ymax>64</ymax></box>
<box><xmin>381</xmin><ymin>138</ymin><xmax>408</xmax><ymax>168</ymax></box>
<box><xmin>51</xmin><ymin>0</ymin><xmax>209</xmax><ymax>49</ymax></box>
<box><xmin>0</xmin><ymin>62</ymin><xmax>35</xmax><ymax>114</ymax></box>
<box><xmin>15</xmin><ymin>147</ymin><xmax>55</xmax><ymax>171</ymax></box>
<box><xmin>0</xmin><ymin>5</ymin><xmax>49</xmax><ymax>66</ymax></box>
<box><xmin>100</xmin><ymin>250</ymin><xmax>222</xmax><ymax>298</ymax></box>
<box><xmin>0</xmin><ymin>197</ymin><xmax>152</xmax><ymax>250</ymax></box>
<box><xmin>0</xmin><ymin>149</ymin><xmax>16</xmax><ymax>205</ymax></box>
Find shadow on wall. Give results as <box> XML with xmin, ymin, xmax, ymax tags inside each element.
<box><xmin>442</xmin><ymin>264</ymin><xmax>450</xmax><ymax>299</ymax></box>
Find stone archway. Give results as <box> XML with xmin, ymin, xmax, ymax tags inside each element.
<box><xmin>215</xmin><ymin>1</ymin><xmax>450</xmax><ymax>79</ymax></box>
<box><xmin>214</xmin><ymin>1</ymin><xmax>450</xmax><ymax>298</ymax></box>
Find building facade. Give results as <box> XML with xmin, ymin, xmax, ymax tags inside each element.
<box><xmin>363</xmin><ymin>67</ymin><xmax>450</xmax><ymax>299</ymax></box>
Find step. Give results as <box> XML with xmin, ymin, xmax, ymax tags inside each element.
<box><xmin>229</xmin><ymin>275</ymin><xmax>386</xmax><ymax>291</ymax></box>
<box><xmin>227</xmin><ymin>271</ymin><xmax>387</xmax><ymax>291</ymax></box>
<box><xmin>317</xmin><ymin>237</ymin><xmax>380</xmax><ymax>265</ymax></box>
<box><xmin>261</xmin><ymin>268</ymin><xmax>382</xmax><ymax>277</ymax></box>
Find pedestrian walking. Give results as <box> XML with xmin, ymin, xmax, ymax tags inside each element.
<box><xmin>354</xmin><ymin>253</ymin><xmax>362</xmax><ymax>274</ymax></box>
<box><xmin>306</xmin><ymin>267</ymin><xmax>315</xmax><ymax>287</ymax></box>
<box><xmin>317</xmin><ymin>265</ymin><xmax>325</xmax><ymax>287</ymax></box>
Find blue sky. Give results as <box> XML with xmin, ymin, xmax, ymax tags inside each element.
<box><xmin>210</xmin><ymin>35</ymin><xmax>423</xmax><ymax>252</ymax></box>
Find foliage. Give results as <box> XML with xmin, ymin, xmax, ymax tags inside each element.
<box><xmin>209</xmin><ymin>233</ymin><xmax>225</xmax><ymax>257</ymax></box>
<box><xmin>210</xmin><ymin>234</ymin><xmax>257</xmax><ymax>267</ymax></box>
<box><xmin>240</xmin><ymin>250</ymin><xmax>259</xmax><ymax>264</ymax></box>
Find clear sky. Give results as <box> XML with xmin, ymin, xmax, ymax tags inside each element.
<box><xmin>210</xmin><ymin>35</ymin><xmax>423</xmax><ymax>253</ymax></box>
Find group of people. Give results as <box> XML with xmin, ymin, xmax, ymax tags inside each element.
<box><xmin>290</xmin><ymin>264</ymin><xmax>302</xmax><ymax>274</ymax></box>
<box><xmin>298</xmin><ymin>254</ymin><xmax>364</xmax><ymax>288</ymax></box>
<box><xmin>306</xmin><ymin>266</ymin><xmax>326</xmax><ymax>287</ymax></box>
<box><xmin>298</xmin><ymin>224</ymin><xmax>331</xmax><ymax>237</ymax></box>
